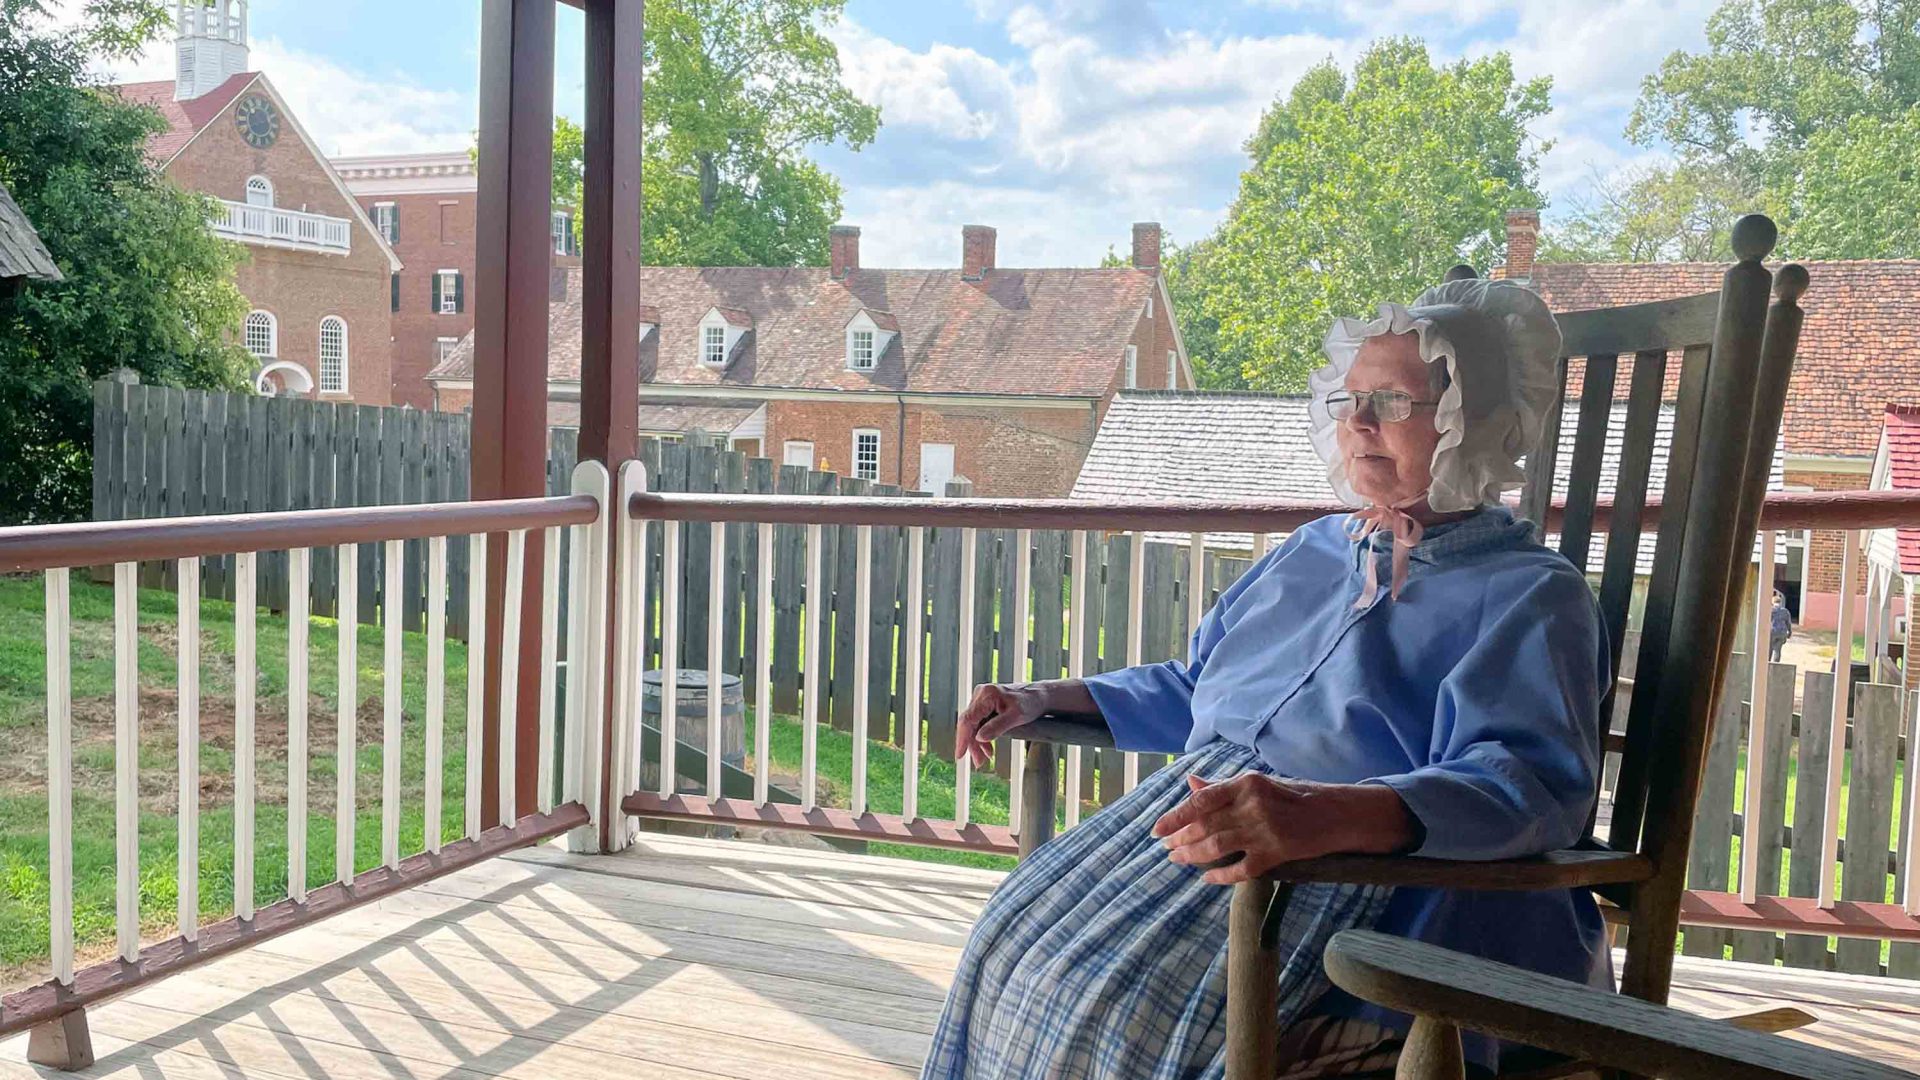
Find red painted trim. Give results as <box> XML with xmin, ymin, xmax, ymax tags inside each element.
<box><xmin>622</xmin><ymin>792</ymin><xmax>1019</xmax><ymax>855</ymax></box>
<box><xmin>1676</xmin><ymin>890</ymin><xmax>1920</xmax><ymax>942</ymax></box>
<box><xmin>625</xmin><ymin>490</ymin><xmax>1920</xmax><ymax>535</ymax></box>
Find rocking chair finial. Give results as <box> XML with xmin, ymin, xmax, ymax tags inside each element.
<box><xmin>1731</xmin><ymin>214</ymin><xmax>1778</xmax><ymax>261</ymax></box>
<box><xmin>1774</xmin><ymin>261</ymin><xmax>1809</xmax><ymax>304</ymax></box>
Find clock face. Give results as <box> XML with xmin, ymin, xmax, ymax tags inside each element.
<box><xmin>234</xmin><ymin>95</ymin><xmax>280</xmax><ymax>149</ymax></box>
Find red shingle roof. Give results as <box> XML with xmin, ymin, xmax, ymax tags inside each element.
<box><xmin>112</xmin><ymin>75</ymin><xmax>258</xmax><ymax>165</ymax></box>
<box><xmin>432</xmin><ymin>264</ymin><xmax>1157</xmax><ymax>397</ymax></box>
<box><xmin>1883</xmin><ymin>404</ymin><xmax>1920</xmax><ymax>575</ymax></box>
<box><xmin>1530</xmin><ymin>261</ymin><xmax>1920</xmax><ymax>459</ymax></box>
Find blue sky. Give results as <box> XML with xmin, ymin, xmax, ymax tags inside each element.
<box><xmin>84</xmin><ymin>0</ymin><xmax>1724</xmax><ymax>267</ymax></box>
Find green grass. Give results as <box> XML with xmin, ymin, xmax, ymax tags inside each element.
<box><xmin>0</xmin><ymin>572</ymin><xmax>476</xmax><ymax>977</ymax></box>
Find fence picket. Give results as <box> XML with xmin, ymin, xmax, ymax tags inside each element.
<box><xmin>1786</xmin><ymin>671</ymin><xmax>1835</xmax><ymax>969</ymax></box>
<box><xmin>1838</xmin><ymin>684</ymin><xmax>1902</xmax><ymax>974</ymax></box>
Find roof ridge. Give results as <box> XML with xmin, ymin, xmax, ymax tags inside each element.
<box><xmin>1117</xmin><ymin>389</ymin><xmax>1311</xmax><ymax>400</ymax></box>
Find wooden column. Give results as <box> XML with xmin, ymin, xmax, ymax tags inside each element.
<box><xmin>579</xmin><ymin>0</ymin><xmax>644</xmax><ymax>850</ymax></box>
<box><xmin>473</xmin><ymin>0</ymin><xmax>556</xmax><ymax>828</ymax></box>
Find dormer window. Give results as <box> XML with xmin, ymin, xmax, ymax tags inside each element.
<box><xmin>844</xmin><ymin>308</ymin><xmax>898</xmax><ymax>372</ymax></box>
<box><xmin>697</xmin><ymin>306</ymin><xmax>750</xmax><ymax>368</ymax></box>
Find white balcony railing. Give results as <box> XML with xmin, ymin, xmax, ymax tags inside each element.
<box><xmin>213</xmin><ymin>200</ymin><xmax>352</xmax><ymax>256</ymax></box>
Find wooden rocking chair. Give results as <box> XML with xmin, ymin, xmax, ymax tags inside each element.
<box><xmin>1019</xmin><ymin>215</ymin><xmax>1872</xmax><ymax>1078</ymax></box>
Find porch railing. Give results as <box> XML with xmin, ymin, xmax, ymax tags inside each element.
<box><xmin>213</xmin><ymin>201</ymin><xmax>353</xmax><ymax>255</ymax></box>
<box><xmin>0</xmin><ymin>464</ymin><xmax>612</xmax><ymax>1054</ymax></box>
<box><xmin>616</xmin><ymin>478</ymin><xmax>1920</xmax><ymax>973</ymax></box>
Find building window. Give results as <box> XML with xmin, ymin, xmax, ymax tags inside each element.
<box><xmin>318</xmin><ymin>316</ymin><xmax>348</xmax><ymax>393</ymax></box>
<box><xmin>391</xmin><ymin>272</ymin><xmax>400</xmax><ymax>312</ymax></box>
<box><xmin>373</xmin><ymin>202</ymin><xmax>398</xmax><ymax>244</ymax></box>
<box><xmin>245</xmin><ymin>175</ymin><xmax>273</xmax><ymax>208</ymax></box>
<box><xmin>853</xmin><ymin>429</ymin><xmax>880</xmax><ymax>481</ymax></box>
<box><xmin>436</xmin><ymin>337</ymin><xmax>459</xmax><ymax>366</ymax></box>
<box><xmin>433</xmin><ymin>269</ymin><xmax>462</xmax><ymax>315</ymax></box>
<box><xmin>783</xmin><ymin>441</ymin><xmax>814</xmax><ymax>469</ymax></box>
<box><xmin>702</xmin><ymin>324</ymin><xmax>727</xmax><ymax>366</ymax></box>
<box><xmin>551</xmin><ymin>210</ymin><xmax>574</xmax><ymax>255</ymax></box>
<box><xmin>1145</xmin><ymin>294</ymin><xmax>1154</xmax><ymax>319</ymax></box>
<box><xmin>849</xmin><ymin>328</ymin><xmax>875</xmax><ymax>370</ymax></box>
<box><xmin>1167</xmin><ymin>349</ymin><xmax>1177</xmax><ymax>388</ymax></box>
<box><xmin>1124</xmin><ymin>344</ymin><xmax>1138</xmax><ymax>389</ymax></box>
<box><xmin>243</xmin><ymin>310</ymin><xmax>276</xmax><ymax>358</ymax></box>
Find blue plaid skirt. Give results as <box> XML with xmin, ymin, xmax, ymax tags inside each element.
<box><xmin>922</xmin><ymin>739</ymin><xmax>1391</xmax><ymax>1079</ymax></box>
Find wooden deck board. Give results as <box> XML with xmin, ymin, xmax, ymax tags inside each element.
<box><xmin>2</xmin><ymin>835</ymin><xmax>1915</xmax><ymax>1077</ymax></box>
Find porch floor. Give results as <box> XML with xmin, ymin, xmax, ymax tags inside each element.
<box><xmin>3</xmin><ymin>834</ymin><xmax>1916</xmax><ymax>1078</ymax></box>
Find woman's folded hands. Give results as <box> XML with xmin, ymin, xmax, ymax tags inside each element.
<box><xmin>1152</xmin><ymin>774</ymin><xmax>1420</xmax><ymax>885</ymax></box>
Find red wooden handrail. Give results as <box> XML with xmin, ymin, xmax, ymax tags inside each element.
<box><xmin>0</xmin><ymin>495</ymin><xmax>599</xmax><ymax>573</ymax></box>
<box><xmin>626</xmin><ymin>488</ymin><xmax>1920</xmax><ymax>535</ymax></box>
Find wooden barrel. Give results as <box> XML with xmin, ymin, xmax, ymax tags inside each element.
<box><xmin>641</xmin><ymin>668</ymin><xmax>747</xmax><ymax>774</ymax></box>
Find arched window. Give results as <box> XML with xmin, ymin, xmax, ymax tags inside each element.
<box><xmin>245</xmin><ymin>175</ymin><xmax>273</xmax><ymax>208</ymax></box>
<box><xmin>243</xmin><ymin>310</ymin><xmax>276</xmax><ymax>358</ymax></box>
<box><xmin>318</xmin><ymin>316</ymin><xmax>347</xmax><ymax>393</ymax></box>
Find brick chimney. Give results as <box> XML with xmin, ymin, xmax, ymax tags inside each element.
<box><xmin>1503</xmin><ymin>209</ymin><xmax>1540</xmax><ymax>281</ymax></box>
<box><xmin>830</xmin><ymin>224</ymin><xmax>861</xmax><ymax>280</ymax></box>
<box><xmin>1131</xmin><ymin>222</ymin><xmax>1162</xmax><ymax>273</ymax></box>
<box><xmin>962</xmin><ymin>224</ymin><xmax>997</xmax><ymax>280</ymax></box>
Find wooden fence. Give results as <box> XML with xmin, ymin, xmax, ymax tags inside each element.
<box><xmin>92</xmin><ymin>382</ymin><xmax>1920</xmax><ymax>976</ymax></box>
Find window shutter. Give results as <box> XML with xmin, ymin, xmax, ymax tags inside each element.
<box><xmin>430</xmin><ymin>272</ymin><xmax>442</xmax><ymax>313</ymax></box>
<box><xmin>391</xmin><ymin>273</ymin><xmax>400</xmax><ymax>312</ymax></box>
<box><xmin>390</xmin><ymin>206</ymin><xmax>400</xmax><ymax>244</ymax></box>
<box><xmin>453</xmin><ymin>271</ymin><xmax>465</xmax><ymax>313</ymax></box>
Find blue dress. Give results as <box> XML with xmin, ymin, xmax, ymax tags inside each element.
<box><xmin>922</xmin><ymin>507</ymin><xmax>1611</xmax><ymax>1077</ymax></box>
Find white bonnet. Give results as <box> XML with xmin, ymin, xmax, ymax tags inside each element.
<box><xmin>1307</xmin><ymin>278</ymin><xmax>1562</xmax><ymax>512</ymax></box>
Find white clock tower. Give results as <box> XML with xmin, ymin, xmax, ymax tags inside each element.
<box><xmin>173</xmin><ymin>0</ymin><xmax>250</xmax><ymax>102</ymax></box>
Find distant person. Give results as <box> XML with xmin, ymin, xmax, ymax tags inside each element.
<box><xmin>1770</xmin><ymin>590</ymin><xmax>1793</xmax><ymax>662</ymax></box>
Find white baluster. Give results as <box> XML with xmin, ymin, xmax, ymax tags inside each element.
<box><xmin>46</xmin><ymin>569</ymin><xmax>74</xmax><ymax>985</ymax></box>
<box><xmin>754</xmin><ymin>522</ymin><xmax>774</xmax><ymax>807</ymax></box>
<box><xmin>179</xmin><ymin>558</ymin><xmax>203</xmax><ymax>932</ymax></box>
<box><xmin>852</xmin><ymin>524</ymin><xmax>872</xmax><ymax>815</ymax></box>
<box><xmin>956</xmin><ymin>528</ymin><xmax>977</xmax><ymax>828</ymax></box>
<box><xmin>537</xmin><ymin>526</ymin><xmax>561</xmax><ymax>815</ymax></box>
<box><xmin>902</xmin><ymin>526</ymin><xmax>925</xmax><ymax>821</ymax></box>
<box><xmin>660</xmin><ymin>522</ymin><xmax>682</xmax><ymax>799</ymax></box>
<box><xmin>113</xmin><ymin>562</ymin><xmax>139</xmax><ymax>962</ymax></box>
<box><xmin>286</xmin><ymin>549</ymin><xmax>307</xmax><ymax>903</ymax></box>
<box><xmin>802</xmin><ymin>523</ymin><xmax>822</xmax><ymax>811</ymax></box>
<box><xmin>425</xmin><ymin>535</ymin><xmax>447</xmax><ymax>853</ymax></box>
<box><xmin>382</xmin><ymin>538</ymin><xmax>404</xmax><ymax>867</ymax></box>
<box><xmin>498</xmin><ymin>529</ymin><xmax>526</xmax><ymax>826</ymax></box>
<box><xmin>337</xmin><ymin>544</ymin><xmax>357</xmax><ymax>882</ymax></box>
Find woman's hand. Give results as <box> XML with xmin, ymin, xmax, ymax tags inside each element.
<box><xmin>956</xmin><ymin>680</ymin><xmax>1101</xmax><ymax>768</ymax></box>
<box><xmin>1151</xmin><ymin>773</ymin><xmax>1419</xmax><ymax>885</ymax></box>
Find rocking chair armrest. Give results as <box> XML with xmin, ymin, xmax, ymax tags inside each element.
<box><xmin>1322</xmin><ymin>930</ymin><xmax>1910</xmax><ymax>1080</ymax></box>
<box><xmin>1258</xmin><ymin>849</ymin><xmax>1654</xmax><ymax>891</ymax></box>
<box><xmin>1021</xmin><ymin>714</ymin><xmax>1117</xmax><ymax>749</ymax></box>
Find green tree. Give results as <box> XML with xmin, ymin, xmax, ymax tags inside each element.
<box><xmin>538</xmin><ymin>0</ymin><xmax>878</xmax><ymax>267</ymax></box>
<box><xmin>1778</xmin><ymin>108</ymin><xmax>1920</xmax><ymax>256</ymax></box>
<box><xmin>1596</xmin><ymin>0</ymin><xmax>1920</xmax><ymax>259</ymax></box>
<box><xmin>1540</xmin><ymin>161</ymin><xmax>1750</xmax><ymax>263</ymax></box>
<box><xmin>0</xmin><ymin>0</ymin><xmax>251</xmax><ymax>524</ymax></box>
<box><xmin>1194</xmin><ymin>41</ymin><xmax>1550</xmax><ymax>390</ymax></box>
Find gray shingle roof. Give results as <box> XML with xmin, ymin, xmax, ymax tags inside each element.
<box><xmin>0</xmin><ymin>180</ymin><xmax>61</xmax><ymax>284</ymax></box>
<box><xmin>1071</xmin><ymin>389</ymin><xmax>1786</xmax><ymax>568</ymax></box>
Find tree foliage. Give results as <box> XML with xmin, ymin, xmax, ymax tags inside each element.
<box><xmin>1588</xmin><ymin>0</ymin><xmax>1920</xmax><ymax>259</ymax></box>
<box><xmin>542</xmin><ymin>0</ymin><xmax>878</xmax><ymax>267</ymax></box>
<box><xmin>1191</xmin><ymin>40</ymin><xmax>1550</xmax><ymax>390</ymax></box>
<box><xmin>0</xmin><ymin>0</ymin><xmax>251</xmax><ymax>523</ymax></box>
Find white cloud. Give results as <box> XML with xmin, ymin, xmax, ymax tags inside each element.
<box><xmin>249</xmin><ymin>38</ymin><xmax>474</xmax><ymax>157</ymax></box>
<box><xmin>828</xmin><ymin>22</ymin><xmax>1014</xmax><ymax>141</ymax></box>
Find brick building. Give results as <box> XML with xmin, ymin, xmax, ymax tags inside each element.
<box><xmin>1500</xmin><ymin>209</ymin><xmax>1920</xmax><ymax>633</ymax></box>
<box><xmin>333</xmin><ymin>152</ymin><xmax>482</xmax><ymax>409</ymax></box>
<box><xmin>429</xmin><ymin>222</ymin><xmax>1191</xmax><ymax>497</ymax></box>
<box><xmin>114</xmin><ymin>0</ymin><xmax>398</xmax><ymax>404</ymax></box>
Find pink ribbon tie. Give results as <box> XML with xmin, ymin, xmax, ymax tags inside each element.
<box><xmin>1346</xmin><ymin>499</ymin><xmax>1425</xmax><ymax>608</ymax></box>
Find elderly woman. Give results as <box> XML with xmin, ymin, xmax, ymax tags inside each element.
<box><xmin>921</xmin><ymin>279</ymin><xmax>1610</xmax><ymax>1079</ymax></box>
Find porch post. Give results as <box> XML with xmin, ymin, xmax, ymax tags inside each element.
<box><xmin>579</xmin><ymin>0</ymin><xmax>645</xmax><ymax>850</ymax></box>
<box><xmin>474</xmin><ymin>0</ymin><xmax>557</xmax><ymax>827</ymax></box>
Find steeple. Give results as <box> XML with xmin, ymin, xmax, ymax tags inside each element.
<box><xmin>174</xmin><ymin>0</ymin><xmax>249</xmax><ymax>102</ymax></box>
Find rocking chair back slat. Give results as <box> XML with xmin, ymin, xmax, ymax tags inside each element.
<box><xmin>1609</xmin><ymin>340</ymin><xmax>1714</xmax><ymax>854</ymax></box>
<box><xmin>1556</xmin><ymin>351</ymin><xmax>1619</xmax><ymax>573</ymax></box>
<box><xmin>1621</xmin><ymin>220</ymin><xmax>1784</xmax><ymax>1003</ymax></box>
<box><xmin>1516</xmin><ymin>355</ymin><xmax>1570</xmax><ymax>534</ymax></box>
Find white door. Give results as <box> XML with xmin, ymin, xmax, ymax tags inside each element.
<box><xmin>783</xmin><ymin>440</ymin><xmax>814</xmax><ymax>469</ymax></box>
<box><xmin>919</xmin><ymin>443</ymin><xmax>955</xmax><ymax>494</ymax></box>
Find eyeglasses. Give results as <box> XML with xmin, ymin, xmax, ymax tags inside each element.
<box><xmin>1326</xmin><ymin>389</ymin><xmax>1440</xmax><ymax>423</ymax></box>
